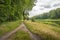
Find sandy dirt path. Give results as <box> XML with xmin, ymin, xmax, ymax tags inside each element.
<box><xmin>19</xmin><ymin>23</ymin><xmax>41</xmax><ymax>40</ymax></box>
<box><xmin>0</xmin><ymin>23</ymin><xmax>41</xmax><ymax>40</ymax></box>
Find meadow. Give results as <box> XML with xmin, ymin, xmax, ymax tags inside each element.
<box><xmin>35</xmin><ymin>19</ymin><xmax>60</xmax><ymax>27</ymax></box>
<box><xmin>24</xmin><ymin>19</ymin><xmax>60</xmax><ymax>40</ymax></box>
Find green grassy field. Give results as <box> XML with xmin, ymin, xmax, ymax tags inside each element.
<box><xmin>35</xmin><ymin>19</ymin><xmax>60</xmax><ymax>27</ymax></box>
<box><xmin>7</xmin><ymin>30</ymin><xmax>31</xmax><ymax>40</ymax></box>
<box><xmin>0</xmin><ymin>20</ymin><xmax>22</xmax><ymax>37</ymax></box>
<box><xmin>24</xmin><ymin>20</ymin><xmax>60</xmax><ymax>40</ymax></box>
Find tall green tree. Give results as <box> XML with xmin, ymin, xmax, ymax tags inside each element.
<box><xmin>0</xmin><ymin>0</ymin><xmax>34</xmax><ymax>23</ymax></box>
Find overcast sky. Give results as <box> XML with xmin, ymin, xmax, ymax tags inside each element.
<box><xmin>29</xmin><ymin>0</ymin><xmax>60</xmax><ymax>17</ymax></box>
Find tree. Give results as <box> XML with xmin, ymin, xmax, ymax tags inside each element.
<box><xmin>23</xmin><ymin>9</ymin><xmax>29</xmax><ymax>20</ymax></box>
<box><xmin>0</xmin><ymin>0</ymin><xmax>34</xmax><ymax>23</ymax></box>
<box><xmin>32</xmin><ymin>8</ymin><xmax>60</xmax><ymax>19</ymax></box>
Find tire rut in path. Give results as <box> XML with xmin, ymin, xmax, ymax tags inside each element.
<box><xmin>0</xmin><ymin>23</ymin><xmax>41</xmax><ymax>40</ymax></box>
<box><xmin>20</xmin><ymin>23</ymin><xmax>41</xmax><ymax>40</ymax></box>
<box><xmin>0</xmin><ymin>24</ymin><xmax>22</xmax><ymax>40</ymax></box>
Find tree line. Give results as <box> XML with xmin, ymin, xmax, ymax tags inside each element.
<box><xmin>0</xmin><ymin>0</ymin><xmax>34</xmax><ymax>23</ymax></box>
<box><xmin>33</xmin><ymin>8</ymin><xmax>60</xmax><ymax>19</ymax></box>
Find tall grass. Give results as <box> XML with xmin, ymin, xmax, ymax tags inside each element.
<box><xmin>24</xmin><ymin>21</ymin><xmax>60</xmax><ymax>40</ymax></box>
<box><xmin>0</xmin><ymin>20</ymin><xmax>22</xmax><ymax>37</ymax></box>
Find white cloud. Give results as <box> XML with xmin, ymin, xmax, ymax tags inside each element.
<box><xmin>29</xmin><ymin>0</ymin><xmax>60</xmax><ymax>17</ymax></box>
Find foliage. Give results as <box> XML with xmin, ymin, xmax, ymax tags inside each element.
<box><xmin>33</xmin><ymin>8</ymin><xmax>60</xmax><ymax>19</ymax></box>
<box><xmin>0</xmin><ymin>0</ymin><xmax>34</xmax><ymax>23</ymax></box>
<box><xmin>23</xmin><ymin>10</ymin><xmax>29</xmax><ymax>20</ymax></box>
<box><xmin>31</xmin><ymin>18</ymin><xmax>35</xmax><ymax>22</ymax></box>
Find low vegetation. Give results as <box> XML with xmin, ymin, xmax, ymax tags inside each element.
<box><xmin>24</xmin><ymin>20</ymin><xmax>60</xmax><ymax>40</ymax></box>
<box><xmin>7</xmin><ymin>30</ymin><xmax>31</xmax><ymax>40</ymax></box>
<box><xmin>35</xmin><ymin>19</ymin><xmax>60</xmax><ymax>27</ymax></box>
<box><xmin>0</xmin><ymin>20</ymin><xmax>21</xmax><ymax>37</ymax></box>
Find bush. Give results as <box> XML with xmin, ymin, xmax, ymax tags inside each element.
<box><xmin>31</xmin><ymin>18</ymin><xmax>35</xmax><ymax>22</ymax></box>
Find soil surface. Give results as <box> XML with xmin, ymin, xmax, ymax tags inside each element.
<box><xmin>0</xmin><ymin>23</ymin><xmax>41</xmax><ymax>40</ymax></box>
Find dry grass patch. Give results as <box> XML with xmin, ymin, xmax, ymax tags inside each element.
<box><xmin>24</xmin><ymin>21</ymin><xmax>60</xmax><ymax>40</ymax></box>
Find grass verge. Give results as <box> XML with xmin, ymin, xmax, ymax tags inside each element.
<box><xmin>0</xmin><ymin>20</ymin><xmax>22</xmax><ymax>37</ymax></box>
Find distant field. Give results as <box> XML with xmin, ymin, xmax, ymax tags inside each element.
<box><xmin>35</xmin><ymin>19</ymin><xmax>60</xmax><ymax>21</ymax></box>
<box><xmin>7</xmin><ymin>30</ymin><xmax>31</xmax><ymax>40</ymax></box>
<box><xmin>0</xmin><ymin>20</ymin><xmax>22</xmax><ymax>37</ymax></box>
<box><xmin>24</xmin><ymin>20</ymin><xmax>60</xmax><ymax>40</ymax></box>
<box><xmin>35</xmin><ymin>19</ymin><xmax>60</xmax><ymax>27</ymax></box>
